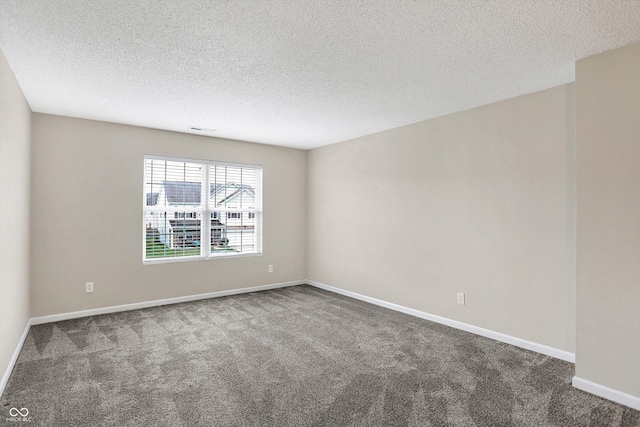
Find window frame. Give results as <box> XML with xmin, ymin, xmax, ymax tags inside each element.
<box><xmin>142</xmin><ymin>155</ymin><xmax>263</xmax><ymax>264</ymax></box>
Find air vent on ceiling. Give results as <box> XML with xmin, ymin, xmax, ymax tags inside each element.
<box><xmin>190</xmin><ymin>127</ymin><xmax>216</xmax><ymax>133</ymax></box>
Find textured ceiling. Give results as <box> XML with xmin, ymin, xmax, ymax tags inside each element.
<box><xmin>1</xmin><ymin>1</ymin><xmax>640</xmax><ymax>149</ymax></box>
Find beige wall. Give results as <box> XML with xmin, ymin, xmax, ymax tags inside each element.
<box><xmin>0</xmin><ymin>49</ymin><xmax>31</xmax><ymax>380</ymax></box>
<box><xmin>30</xmin><ymin>114</ymin><xmax>307</xmax><ymax>317</ymax></box>
<box><xmin>308</xmin><ymin>84</ymin><xmax>576</xmax><ymax>352</ymax></box>
<box><xmin>576</xmin><ymin>42</ymin><xmax>640</xmax><ymax>397</ymax></box>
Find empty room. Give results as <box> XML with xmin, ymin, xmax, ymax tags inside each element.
<box><xmin>1</xmin><ymin>1</ymin><xmax>639</xmax><ymax>426</ymax></box>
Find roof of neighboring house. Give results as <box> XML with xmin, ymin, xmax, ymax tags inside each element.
<box><xmin>163</xmin><ymin>181</ymin><xmax>203</xmax><ymax>205</ymax></box>
<box><xmin>215</xmin><ymin>185</ymin><xmax>255</xmax><ymax>205</ymax></box>
<box><xmin>146</xmin><ymin>182</ymin><xmax>254</xmax><ymax>206</ymax></box>
<box><xmin>168</xmin><ymin>219</ymin><xmax>201</xmax><ymax>229</ymax></box>
<box><xmin>146</xmin><ymin>192</ymin><xmax>159</xmax><ymax>206</ymax></box>
<box><xmin>168</xmin><ymin>218</ymin><xmax>225</xmax><ymax>230</ymax></box>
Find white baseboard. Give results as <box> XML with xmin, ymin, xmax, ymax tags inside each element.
<box><xmin>308</xmin><ymin>280</ymin><xmax>576</xmax><ymax>363</ymax></box>
<box><xmin>0</xmin><ymin>318</ymin><xmax>31</xmax><ymax>398</ymax></box>
<box><xmin>31</xmin><ymin>280</ymin><xmax>305</xmax><ymax>325</ymax></box>
<box><xmin>572</xmin><ymin>376</ymin><xmax>640</xmax><ymax>411</ymax></box>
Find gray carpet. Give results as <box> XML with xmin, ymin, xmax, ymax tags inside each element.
<box><xmin>1</xmin><ymin>285</ymin><xmax>638</xmax><ymax>426</ymax></box>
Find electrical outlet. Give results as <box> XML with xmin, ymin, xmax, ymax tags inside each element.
<box><xmin>85</xmin><ymin>282</ymin><xmax>94</xmax><ymax>293</ymax></box>
<box><xmin>457</xmin><ymin>292</ymin><xmax>465</xmax><ymax>305</ymax></box>
<box><xmin>268</xmin><ymin>265</ymin><xmax>273</xmax><ymax>273</ymax></box>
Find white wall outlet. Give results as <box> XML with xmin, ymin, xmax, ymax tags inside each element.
<box><xmin>268</xmin><ymin>265</ymin><xmax>273</xmax><ymax>273</ymax></box>
<box><xmin>457</xmin><ymin>292</ymin><xmax>465</xmax><ymax>305</ymax></box>
<box><xmin>85</xmin><ymin>282</ymin><xmax>94</xmax><ymax>293</ymax></box>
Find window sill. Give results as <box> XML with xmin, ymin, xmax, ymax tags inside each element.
<box><xmin>143</xmin><ymin>251</ymin><xmax>262</xmax><ymax>265</ymax></box>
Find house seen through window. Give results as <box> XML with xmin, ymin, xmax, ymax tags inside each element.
<box><xmin>143</xmin><ymin>156</ymin><xmax>262</xmax><ymax>262</ymax></box>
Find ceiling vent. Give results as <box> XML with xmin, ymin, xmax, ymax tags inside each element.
<box><xmin>190</xmin><ymin>127</ymin><xmax>216</xmax><ymax>133</ymax></box>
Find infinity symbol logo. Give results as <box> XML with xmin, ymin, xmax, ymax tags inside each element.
<box><xmin>9</xmin><ymin>407</ymin><xmax>29</xmax><ymax>417</ymax></box>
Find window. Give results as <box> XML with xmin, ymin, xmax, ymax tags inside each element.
<box><xmin>175</xmin><ymin>212</ymin><xmax>197</xmax><ymax>219</ymax></box>
<box><xmin>143</xmin><ymin>156</ymin><xmax>262</xmax><ymax>262</ymax></box>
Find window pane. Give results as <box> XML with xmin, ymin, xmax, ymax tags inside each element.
<box><xmin>210</xmin><ymin>165</ymin><xmax>257</xmax><ymax>210</ymax></box>
<box><xmin>211</xmin><ymin>212</ymin><xmax>256</xmax><ymax>255</ymax></box>
<box><xmin>145</xmin><ymin>159</ymin><xmax>204</xmax><ymax>208</ymax></box>
<box><xmin>145</xmin><ymin>211</ymin><xmax>202</xmax><ymax>259</ymax></box>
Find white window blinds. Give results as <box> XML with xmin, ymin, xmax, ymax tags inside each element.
<box><xmin>143</xmin><ymin>156</ymin><xmax>262</xmax><ymax>262</ymax></box>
